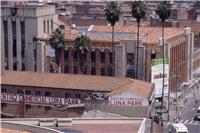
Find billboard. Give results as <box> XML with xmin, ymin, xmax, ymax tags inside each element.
<box><xmin>151</xmin><ymin>58</ymin><xmax>169</xmax><ymax>98</ymax></box>
<box><xmin>1</xmin><ymin>93</ymin><xmax>81</xmax><ymax>106</ymax></box>
<box><xmin>45</xmin><ymin>45</ymin><xmax>58</xmax><ymax>73</ymax></box>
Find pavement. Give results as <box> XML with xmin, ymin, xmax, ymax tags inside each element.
<box><xmin>162</xmin><ymin>88</ymin><xmax>200</xmax><ymax>133</ymax></box>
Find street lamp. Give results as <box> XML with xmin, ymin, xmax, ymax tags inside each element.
<box><xmin>176</xmin><ymin>61</ymin><xmax>191</xmax><ymax>114</ymax></box>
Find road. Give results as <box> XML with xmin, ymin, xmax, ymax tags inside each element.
<box><xmin>163</xmin><ymin>92</ymin><xmax>200</xmax><ymax>133</ymax></box>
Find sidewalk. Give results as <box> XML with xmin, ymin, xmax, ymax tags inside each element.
<box><xmin>163</xmin><ymin>90</ymin><xmax>196</xmax><ymax>122</ymax></box>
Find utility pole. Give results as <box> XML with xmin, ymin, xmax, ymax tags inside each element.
<box><xmin>194</xmin><ymin>56</ymin><xmax>196</xmax><ymax>99</ymax></box>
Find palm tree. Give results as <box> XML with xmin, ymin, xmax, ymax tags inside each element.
<box><xmin>74</xmin><ymin>34</ymin><xmax>92</xmax><ymax>74</ymax></box>
<box><xmin>104</xmin><ymin>1</ymin><xmax>121</xmax><ymax>76</ymax></box>
<box><xmin>157</xmin><ymin>1</ymin><xmax>172</xmax><ymax>126</ymax></box>
<box><xmin>131</xmin><ymin>0</ymin><xmax>147</xmax><ymax>79</ymax></box>
<box><xmin>49</xmin><ymin>28</ymin><xmax>67</xmax><ymax>73</ymax></box>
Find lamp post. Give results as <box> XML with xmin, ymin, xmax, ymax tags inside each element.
<box><xmin>176</xmin><ymin>60</ymin><xmax>191</xmax><ymax>114</ymax></box>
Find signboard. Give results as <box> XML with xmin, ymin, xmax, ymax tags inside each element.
<box><xmin>108</xmin><ymin>91</ymin><xmax>148</xmax><ymax>106</ymax></box>
<box><xmin>151</xmin><ymin>58</ymin><xmax>169</xmax><ymax>98</ymax></box>
<box><xmin>1</xmin><ymin>93</ymin><xmax>81</xmax><ymax>106</ymax></box>
<box><xmin>45</xmin><ymin>45</ymin><xmax>55</xmax><ymax>57</ymax></box>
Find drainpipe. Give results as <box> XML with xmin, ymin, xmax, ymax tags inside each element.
<box><xmin>23</xmin><ymin>89</ymin><xmax>26</xmax><ymax>118</ymax></box>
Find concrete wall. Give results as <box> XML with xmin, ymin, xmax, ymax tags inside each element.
<box><xmin>86</xmin><ymin>100</ymin><xmax>149</xmax><ymax>118</ymax></box>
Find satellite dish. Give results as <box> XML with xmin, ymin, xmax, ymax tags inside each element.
<box><xmin>59</xmin><ymin>25</ymin><xmax>65</xmax><ymax>31</ymax></box>
<box><xmin>71</xmin><ymin>24</ymin><xmax>76</xmax><ymax>29</ymax></box>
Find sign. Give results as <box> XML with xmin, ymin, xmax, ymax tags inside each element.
<box><xmin>108</xmin><ymin>91</ymin><xmax>148</xmax><ymax>106</ymax></box>
<box><xmin>1</xmin><ymin>93</ymin><xmax>81</xmax><ymax>106</ymax></box>
<box><xmin>151</xmin><ymin>58</ymin><xmax>169</xmax><ymax>98</ymax></box>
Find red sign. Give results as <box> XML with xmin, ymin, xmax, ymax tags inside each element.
<box><xmin>1</xmin><ymin>93</ymin><xmax>81</xmax><ymax>105</ymax></box>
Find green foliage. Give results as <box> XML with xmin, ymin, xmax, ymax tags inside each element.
<box><xmin>64</xmin><ymin>3</ymin><xmax>74</xmax><ymax>6</ymax></box>
<box><xmin>156</xmin><ymin>1</ymin><xmax>172</xmax><ymax>23</ymax></box>
<box><xmin>74</xmin><ymin>35</ymin><xmax>92</xmax><ymax>54</ymax></box>
<box><xmin>191</xmin><ymin>1</ymin><xmax>200</xmax><ymax>10</ymax></box>
<box><xmin>104</xmin><ymin>1</ymin><xmax>122</xmax><ymax>26</ymax></box>
<box><xmin>28</xmin><ymin>1</ymin><xmax>38</xmax><ymax>3</ymax></box>
<box><xmin>131</xmin><ymin>0</ymin><xmax>147</xmax><ymax>23</ymax></box>
<box><xmin>49</xmin><ymin>28</ymin><xmax>67</xmax><ymax>49</ymax></box>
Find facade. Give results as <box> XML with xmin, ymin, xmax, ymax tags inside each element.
<box><xmin>41</xmin><ymin>25</ymin><xmax>195</xmax><ymax>92</ymax></box>
<box><xmin>1</xmin><ymin>1</ymin><xmax>28</xmax><ymax>6</ymax></box>
<box><xmin>1</xmin><ymin>5</ymin><xmax>58</xmax><ymax>73</ymax></box>
<box><xmin>1</xmin><ymin>70</ymin><xmax>154</xmax><ymax>118</ymax></box>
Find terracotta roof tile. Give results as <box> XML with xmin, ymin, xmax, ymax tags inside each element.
<box><xmin>1</xmin><ymin>71</ymin><xmax>134</xmax><ymax>92</ymax></box>
<box><xmin>108</xmin><ymin>78</ymin><xmax>154</xmax><ymax>99</ymax></box>
<box><xmin>121</xmin><ymin>6</ymin><xmax>131</xmax><ymax>12</ymax></box>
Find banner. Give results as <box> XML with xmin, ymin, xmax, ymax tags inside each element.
<box><xmin>151</xmin><ymin>58</ymin><xmax>169</xmax><ymax>98</ymax></box>
<box><xmin>1</xmin><ymin>93</ymin><xmax>81</xmax><ymax>106</ymax></box>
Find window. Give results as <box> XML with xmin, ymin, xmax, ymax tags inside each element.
<box><xmin>75</xmin><ymin>94</ymin><xmax>81</xmax><ymax>99</ymax></box>
<box><xmin>13</xmin><ymin>39</ymin><xmax>17</xmax><ymax>57</ymax></box>
<box><xmin>1</xmin><ymin>89</ymin><xmax>6</xmax><ymax>93</ymax></box>
<box><xmin>35</xmin><ymin>91</ymin><xmax>41</xmax><ymax>95</ymax></box>
<box><xmin>4</xmin><ymin>21</ymin><xmax>7</xmax><ymax>35</ymax></box>
<box><xmin>74</xmin><ymin>66</ymin><xmax>78</xmax><ymax>74</ymax></box>
<box><xmin>55</xmin><ymin>92</ymin><xmax>61</xmax><ymax>97</ymax></box>
<box><xmin>84</xmin><ymin>67</ymin><xmax>87</xmax><ymax>75</ymax></box>
<box><xmin>43</xmin><ymin>21</ymin><xmax>45</xmax><ymax>33</ymax></box>
<box><xmin>47</xmin><ymin>20</ymin><xmax>49</xmax><ymax>34</ymax></box>
<box><xmin>91</xmin><ymin>52</ymin><xmax>95</xmax><ymax>63</ymax></box>
<box><xmin>13</xmin><ymin>63</ymin><xmax>17</xmax><ymax>70</ymax></box>
<box><xmin>17</xmin><ymin>90</ymin><xmax>23</xmax><ymax>94</ymax></box>
<box><xmin>1</xmin><ymin>103</ymin><xmax>7</xmax><ymax>108</ymax></box>
<box><xmin>151</xmin><ymin>53</ymin><xmax>156</xmax><ymax>60</ymax></box>
<box><xmin>25</xmin><ymin>90</ymin><xmax>31</xmax><ymax>95</ymax></box>
<box><xmin>109</xmin><ymin>52</ymin><xmax>112</xmax><ymax>64</ymax></box>
<box><xmin>100</xmin><ymin>52</ymin><xmax>105</xmax><ymax>63</ymax></box>
<box><xmin>34</xmin><ymin>65</ymin><xmax>37</xmax><ymax>72</ymax></box>
<box><xmin>65</xmin><ymin>66</ymin><xmax>69</xmax><ymax>73</ymax></box>
<box><xmin>64</xmin><ymin>50</ymin><xmax>69</xmax><ymax>61</ymax></box>
<box><xmin>12</xmin><ymin>21</ymin><xmax>16</xmax><ymax>35</ymax></box>
<box><xmin>26</xmin><ymin>105</ymin><xmax>31</xmax><ymax>109</ymax></box>
<box><xmin>21</xmin><ymin>38</ymin><xmax>25</xmax><ymax>58</ymax></box>
<box><xmin>21</xmin><ymin>22</ymin><xmax>25</xmax><ymax>35</ymax></box>
<box><xmin>24</xmin><ymin>2</ymin><xmax>27</xmax><ymax>4</ymax></box>
<box><xmin>45</xmin><ymin>106</ymin><xmax>51</xmax><ymax>110</ymax></box>
<box><xmin>51</xmin><ymin>20</ymin><xmax>53</xmax><ymax>33</ymax></box>
<box><xmin>34</xmin><ymin>49</ymin><xmax>36</xmax><ymax>61</ymax></box>
<box><xmin>38</xmin><ymin>106</ymin><xmax>41</xmax><ymax>108</ymax></box>
<box><xmin>45</xmin><ymin>91</ymin><xmax>51</xmax><ymax>96</ymax></box>
<box><xmin>127</xmin><ymin>53</ymin><xmax>134</xmax><ymax>65</ymax></box>
<box><xmin>109</xmin><ymin>68</ymin><xmax>113</xmax><ymax>76</ymax></box>
<box><xmin>5</xmin><ymin>37</ymin><xmax>8</xmax><ymax>58</ymax></box>
<box><xmin>20</xmin><ymin>2</ymin><xmax>22</xmax><ymax>4</ymax></box>
<box><xmin>65</xmin><ymin>93</ymin><xmax>71</xmax><ymax>98</ymax></box>
<box><xmin>91</xmin><ymin>67</ymin><xmax>95</xmax><ymax>75</ymax></box>
<box><xmin>73</xmin><ymin>52</ymin><xmax>77</xmax><ymax>62</ymax></box>
<box><xmin>101</xmin><ymin>68</ymin><xmax>105</xmax><ymax>76</ymax></box>
<box><xmin>126</xmin><ymin>69</ymin><xmax>135</xmax><ymax>78</ymax></box>
<box><xmin>22</xmin><ymin>64</ymin><xmax>25</xmax><ymax>71</ymax></box>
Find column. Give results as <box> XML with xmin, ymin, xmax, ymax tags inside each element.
<box><xmin>16</xmin><ymin>16</ymin><xmax>21</xmax><ymax>71</ymax></box>
<box><xmin>68</xmin><ymin>46</ymin><xmax>73</xmax><ymax>74</ymax></box>
<box><xmin>95</xmin><ymin>47</ymin><xmax>100</xmax><ymax>75</ymax></box>
<box><xmin>104</xmin><ymin>47</ymin><xmax>110</xmax><ymax>76</ymax></box>
<box><xmin>36</xmin><ymin>42</ymin><xmax>45</xmax><ymax>72</ymax></box>
<box><xmin>86</xmin><ymin>51</ymin><xmax>91</xmax><ymax>75</ymax></box>
<box><xmin>115</xmin><ymin>45</ymin><xmax>125</xmax><ymax>77</ymax></box>
<box><xmin>8</xmin><ymin>16</ymin><xmax>13</xmax><ymax>70</ymax></box>
<box><xmin>1</xmin><ymin>16</ymin><xmax>5</xmax><ymax>72</ymax></box>
<box><xmin>27</xmin><ymin>42</ymin><xmax>34</xmax><ymax>71</ymax></box>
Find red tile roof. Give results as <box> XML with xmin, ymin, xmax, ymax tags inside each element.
<box><xmin>1</xmin><ymin>70</ymin><xmax>153</xmax><ymax>98</ymax></box>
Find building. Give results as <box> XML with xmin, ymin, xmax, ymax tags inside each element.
<box><xmin>1</xmin><ymin>4</ymin><xmax>58</xmax><ymax>73</ymax></box>
<box><xmin>1</xmin><ymin>70</ymin><xmax>154</xmax><ymax>118</ymax></box>
<box><xmin>1</xmin><ymin>1</ymin><xmax>28</xmax><ymax>6</ymax></box>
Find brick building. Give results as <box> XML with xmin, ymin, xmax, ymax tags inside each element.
<box><xmin>1</xmin><ymin>70</ymin><xmax>154</xmax><ymax>118</ymax></box>
<box><xmin>169</xmin><ymin>7</ymin><xmax>188</xmax><ymax>20</ymax></box>
<box><xmin>1</xmin><ymin>1</ymin><xmax>28</xmax><ymax>5</ymax></box>
<box><xmin>40</xmin><ymin>26</ymin><xmax>195</xmax><ymax>92</ymax></box>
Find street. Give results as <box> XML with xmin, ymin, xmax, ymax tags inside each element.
<box><xmin>163</xmin><ymin>91</ymin><xmax>200</xmax><ymax>133</ymax></box>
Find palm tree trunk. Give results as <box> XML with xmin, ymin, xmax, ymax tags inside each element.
<box><xmin>61</xmin><ymin>48</ymin><xmax>64</xmax><ymax>73</ymax></box>
<box><xmin>55</xmin><ymin>48</ymin><xmax>63</xmax><ymax>73</ymax></box>
<box><xmin>79</xmin><ymin>53</ymin><xmax>87</xmax><ymax>74</ymax></box>
<box><xmin>136</xmin><ymin>22</ymin><xmax>139</xmax><ymax>79</ymax></box>
<box><xmin>161</xmin><ymin>21</ymin><xmax>165</xmax><ymax>121</ymax></box>
<box><xmin>112</xmin><ymin>25</ymin><xmax>114</xmax><ymax>77</ymax></box>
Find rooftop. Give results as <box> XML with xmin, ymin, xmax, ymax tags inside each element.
<box><xmin>1</xmin><ymin>70</ymin><xmax>153</xmax><ymax>98</ymax></box>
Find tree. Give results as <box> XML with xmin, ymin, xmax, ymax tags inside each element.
<box><xmin>104</xmin><ymin>1</ymin><xmax>121</xmax><ymax>76</ymax></box>
<box><xmin>49</xmin><ymin>28</ymin><xmax>67</xmax><ymax>73</ymax></box>
<box><xmin>74</xmin><ymin>34</ymin><xmax>92</xmax><ymax>74</ymax></box>
<box><xmin>156</xmin><ymin>1</ymin><xmax>172</xmax><ymax>126</ymax></box>
<box><xmin>131</xmin><ymin>0</ymin><xmax>147</xmax><ymax>79</ymax></box>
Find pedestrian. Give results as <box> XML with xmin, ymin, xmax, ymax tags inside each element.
<box><xmin>181</xmin><ymin>104</ymin><xmax>183</xmax><ymax>109</ymax></box>
<box><xmin>174</xmin><ymin>116</ymin><xmax>176</xmax><ymax>123</ymax></box>
<box><xmin>176</xmin><ymin>117</ymin><xmax>178</xmax><ymax>123</ymax></box>
<box><xmin>186</xmin><ymin>98</ymin><xmax>187</xmax><ymax>103</ymax></box>
<box><xmin>184</xmin><ymin>99</ymin><xmax>185</xmax><ymax>105</ymax></box>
